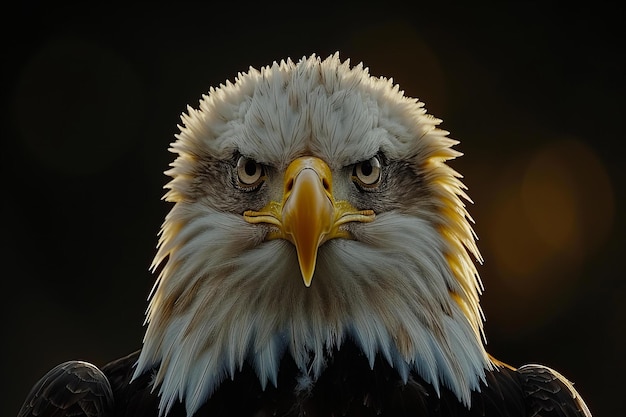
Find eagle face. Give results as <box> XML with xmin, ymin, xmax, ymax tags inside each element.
<box><xmin>134</xmin><ymin>53</ymin><xmax>491</xmax><ymax>416</ymax></box>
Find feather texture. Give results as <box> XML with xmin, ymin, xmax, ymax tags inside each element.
<box><xmin>134</xmin><ymin>53</ymin><xmax>492</xmax><ymax>416</ymax></box>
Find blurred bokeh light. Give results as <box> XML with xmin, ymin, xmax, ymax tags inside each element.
<box><xmin>483</xmin><ymin>137</ymin><xmax>614</xmax><ymax>330</ymax></box>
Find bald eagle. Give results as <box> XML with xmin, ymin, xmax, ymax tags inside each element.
<box><xmin>17</xmin><ymin>53</ymin><xmax>592</xmax><ymax>417</ymax></box>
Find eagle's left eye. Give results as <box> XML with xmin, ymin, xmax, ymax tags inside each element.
<box><xmin>236</xmin><ymin>156</ymin><xmax>265</xmax><ymax>189</ymax></box>
<box><xmin>352</xmin><ymin>156</ymin><xmax>382</xmax><ymax>189</ymax></box>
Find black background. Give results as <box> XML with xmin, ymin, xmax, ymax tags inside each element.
<box><xmin>3</xmin><ymin>4</ymin><xmax>624</xmax><ymax>416</ymax></box>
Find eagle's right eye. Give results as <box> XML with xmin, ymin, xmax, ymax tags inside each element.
<box><xmin>352</xmin><ymin>156</ymin><xmax>382</xmax><ymax>190</ymax></box>
<box><xmin>236</xmin><ymin>156</ymin><xmax>266</xmax><ymax>190</ymax></box>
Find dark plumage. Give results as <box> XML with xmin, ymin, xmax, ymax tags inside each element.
<box><xmin>18</xmin><ymin>345</ymin><xmax>589</xmax><ymax>416</ymax></box>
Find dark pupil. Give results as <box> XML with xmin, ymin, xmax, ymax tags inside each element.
<box><xmin>361</xmin><ymin>160</ymin><xmax>372</xmax><ymax>176</ymax></box>
<box><xmin>245</xmin><ymin>160</ymin><xmax>257</xmax><ymax>176</ymax></box>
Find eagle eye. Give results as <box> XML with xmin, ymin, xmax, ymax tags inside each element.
<box><xmin>352</xmin><ymin>156</ymin><xmax>382</xmax><ymax>189</ymax></box>
<box><xmin>236</xmin><ymin>156</ymin><xmax>265</xmax><ymax>189</ymax></box>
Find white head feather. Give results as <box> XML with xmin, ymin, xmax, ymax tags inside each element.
<box><xmin>133</xmin><ymin>53</ymin><xmax>492</xmax><ymax>416</ymax></box>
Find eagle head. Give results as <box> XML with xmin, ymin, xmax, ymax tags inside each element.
<box><xmin>133</xmin><ymin>53</ymin><xmax>491</xmax><ymax>416</ymax></box>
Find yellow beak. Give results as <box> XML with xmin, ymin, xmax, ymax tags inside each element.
<box><xmin>244</xmin><ymin>156</ymin><xmax>375</xmax><ymax>286</ymax></box>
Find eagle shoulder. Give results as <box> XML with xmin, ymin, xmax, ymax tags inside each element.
<box><xmin>517</xmin><ymin>364</ymin><xmax>592</xmax><ymax>417</ymax></box>
<box><xmin>17</xmin><ymin>360</ymin><xmax>113</xmax><ymax>417</ymax></box>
